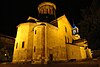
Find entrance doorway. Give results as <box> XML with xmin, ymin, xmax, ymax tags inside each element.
<box><xmin>49</xmin><ymin>54</ymin><xmax>53</xmax><ymax>61</ymax></box>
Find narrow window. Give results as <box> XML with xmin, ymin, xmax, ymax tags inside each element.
<box><xmin>32</xmin><ymin>28</ymin><xmax>34</xmax><ymax>31</ymax></box>
<box><xmin>65</xmin><ymin>37</ymin><xmax>69</xmax><ymax>44</ymax></box>
<box><xmin>65</xmin><ymin>27</ymin><xmax>67</xmax><ymax>32</ymax></box>
<box><xmin>40</xmin><ymin>10</ymin><xmax>42</xmax><ymax>14</ymax></box>
<box><xmin>44</xmin><ymin>9</ymin><xmax>46</xmax><ymax>14</ymax></box>
<box><xmin>47</xmin><ymin>9</ymin><xmax>48</xmax><ymax>14</ymax></box>
<box><xmin>35</xmin><ymin>30</ymin><xmax>36</xmax><ymax>34</ymax></box>
<box><xmin>50</xmin><ymin>9</ymin><xmax>51</xmax><ymax>14</ymax></box>
<box><xmin>43</xmin><ymin>9</ymin><xmax>44</xmax><ymax>14</ymax></box>
<box><xmin>53</xmin><ymin>8</ymin><xmax>55</xmax><ymax>14</ymax></box>
<box><xmin>34</xmin><ymin>46</ymin><xmax>36</xmax><ymax>52</ymax></box>
<box><xmin>68</xmin><ymin>38</ymin><xmax>69</xmax><ymax>43</ymax></box>
<box><xmin>65</xmin><ymin>36</ymin><xmax>67</xmax><ymax>44</ymax></box>
<box><xmin>48</xmin><ymin>8</ymin><xmax>50</xmax><ymax>14</ymax></box>
<box><xmin>22</xmin><ymin>41</ymin><xmax>24</xmax><ymax>48</ymax></box>
<box><xmin>16</xmin><ymin>43</ymin><xmax>18</xmax><ymax>49</ymax></box>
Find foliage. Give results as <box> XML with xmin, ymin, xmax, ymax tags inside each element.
<box><xmin>79</xmin><ymin>0</ymin><xmax>100</xmax><ymax>49</ymax></box>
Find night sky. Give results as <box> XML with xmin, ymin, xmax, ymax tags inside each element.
<box><xmin>0</xmin><ymin>0</ymin><xmax>92</xmax><ymax>37</ymax></box>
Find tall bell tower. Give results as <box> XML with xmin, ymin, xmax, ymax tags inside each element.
<box><xmin>38</xmin><ymin>2</ymin><xmax>56</xmax><ymax>22</ymax></box>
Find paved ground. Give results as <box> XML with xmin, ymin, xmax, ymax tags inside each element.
<box><xmin>0</xmin><ymin>64</ymin><xmax>99</xmax><ymax>67</ymax></box>
<box><xmin>0</xmin><ymin>60</ymin><xmax>100</xmax><ymax>67</ymax></box>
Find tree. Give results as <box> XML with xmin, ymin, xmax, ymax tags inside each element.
<box><xmin>79</xmin><ymin>0</ymin><xmax>100</xmax><ymax>50</ymax></box>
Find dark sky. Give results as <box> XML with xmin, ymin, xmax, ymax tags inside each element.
<box><xmin>0</xmin><ymin>0</ymin><xmax>92</xmax><ymax>37</ymax></box>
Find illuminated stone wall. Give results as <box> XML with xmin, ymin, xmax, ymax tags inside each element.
<box><xmin>66</xmin><ymin>44</ymin><xmax>87</xmax><ymax>60</ymax></box>
<box><xmin>33</xmin><ymin>24</ymin><xmax>46</xmax><ymax>63</ymax></box>
<box><xmin>86</xmin><ymin>48</ymin><xmax>92</xmax><ymax>59</ymax></box>
<box><xmin>46</xmin><ymin>23</ymin><xmax>67</xmax><ymax>61</ymax></box>
<box><xmin>57</xmin><ymin>15</ymin><xmax>73</xmax><ymax>44</ymax></box>
<box><xmin>12</xmin><ymin>15</ymin><xmax>92</xmax><ymax>63</ymax></box>
<box><xmin>13</xmin><ymin>22</ymin><xmax>37</xmax><ymax>62</ymax></box>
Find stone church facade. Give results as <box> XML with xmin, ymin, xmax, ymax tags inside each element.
<box><xmin>12</xmin><ymin>2</ymin><xmax>92</xmax><ymax>64</ymax></box>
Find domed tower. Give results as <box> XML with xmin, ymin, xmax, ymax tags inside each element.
<box><xmin>38</xmin><ymin>2</ymin><xmax>56</xmax><ymax>22</ymax></box>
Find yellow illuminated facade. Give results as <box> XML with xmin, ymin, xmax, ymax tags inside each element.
<box><xmin>12</xmin><ymin>2</ymin><xmax>92</xmax><ymax>64</ymax></box>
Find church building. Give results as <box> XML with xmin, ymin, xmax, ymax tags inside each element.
<box><xmin>12</xmin><ymin>2</ymin><xmax>92</xmax><ymax>64</ymax></box>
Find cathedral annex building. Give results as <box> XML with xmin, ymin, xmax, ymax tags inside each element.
<box><xmin>12</xmin><ymin>2</ymin><xmax>92</xmax><ymax>64</ymax></box>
